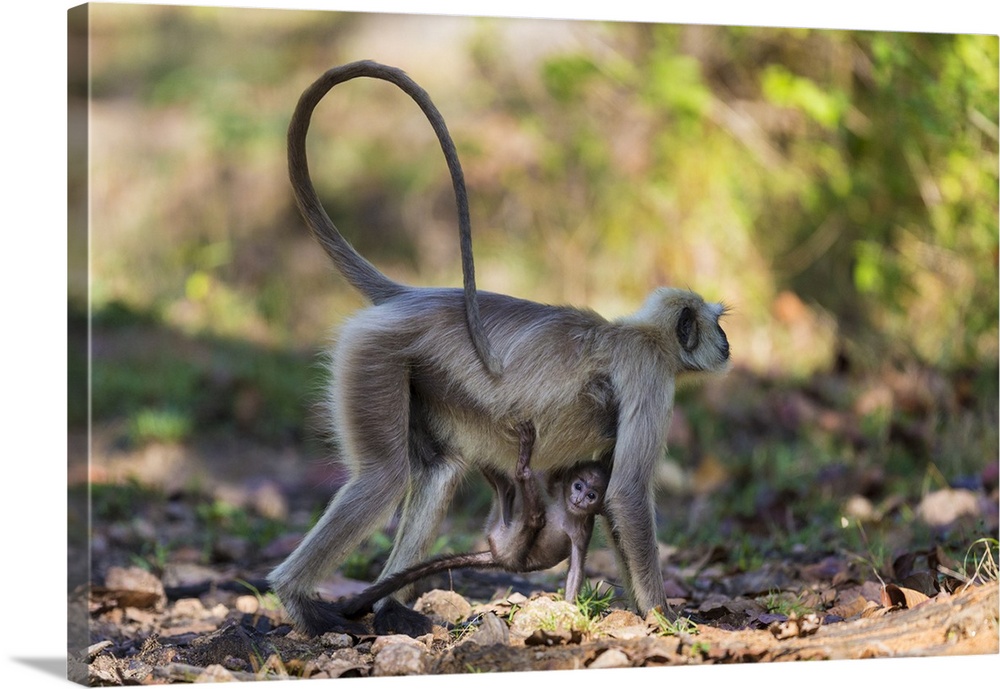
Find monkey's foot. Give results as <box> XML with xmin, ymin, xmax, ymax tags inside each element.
<box><xmin>295</xmin><ymin>596</ymin><xmax>369</xmax><ymax>638</ymax></box>
<box><xmin>373</xmin><ymin>598</ymin><xmax>433</xmax><ymax>637</ymax></box>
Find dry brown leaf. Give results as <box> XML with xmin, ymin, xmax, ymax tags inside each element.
<box><xmin>860</xmin><ymin>601</ymin><xmax>889</xmax><ymax>618</ymax></box>
<box><xmin>827</xmin><ymin>595</ymin><xmax>869</xmax><ymax>619</ymax></box>
<box><xmin>881</xmin><ymin>583</ymin><xmax>931</xmax><ymax>610</ymax></box>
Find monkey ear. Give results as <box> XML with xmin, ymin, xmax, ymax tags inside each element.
<box><xmin>676</xmin><ymin>306</ymin><xmax>698</xmax><ymax>352</ymax></box>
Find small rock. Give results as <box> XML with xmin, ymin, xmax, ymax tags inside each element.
<box><xmin>103</xmin><ymin>566</ymin><xmax>166</xmax><ymax>611</ymax></box>
<box><xmin>234</xmin><ymin>596</ymin><xmax>259</xmax><ymax>614</ymax></box>
<box><xmin>596</xmin><ymin>609</ymin><xmax>646</xmax><ymax>631</ymax></box>
<box><xmin>372</xmin><ymin>634</ymin><xmax>425</xmax><ymax>654</ymax></box>
<box><xmin>195</xmin><ymin>664</ymin><xmax>237</xmax><ymax>682</ymax></box>
<box><xmin>319</xmin><ymin>631</ymin><xmax>354</xmax><ymax>649</ymax></box>
<box><xmin>509</xmin><ymin>597</ymin><xmax>589</xmax><ymax>641</ymax></box>
<box><xmin>470</xmin><ymin>590</ymin><xmax>527</xmax><ymax>619</ymax></box>
<box><xmin>596</xmin><ymin>609</ymin><xmax>650</xmax><ymax>640</ymax></box>
<box><xmin>413</xmin><ymin>589</ymin><xmax>472</xmax><ymax>625</ymax></box>
<box><xmin>330</xmin><ymin>647</ymin><xmax>366</xmax><ymax>665</ymax></box>
<box><xmin>372</xmin><ymin>643</ymin><xmax>426</xmax><ymax>676</ymax></box>
<box><xmin>173</xmin><ymin>598</ymin><xmax>207</xmax><ymax>618</ymax></box>
<box><xmin>589</xmin><ymin>648</ymin><xmax>631</xmax><ymax>669</ymax></box>
<box><xmin>464</xmin><ymin>612</ymin><xmax>509</xmax><ymax>646</ymax></box>
<box><xmin>303</xmin><ymin>652</ymin><xmax>369</xmax><ymax>679</ymax></box>
<box><xmin>604</xmin><ymin>624</ymin><xmax>650</xmax><ymax>640</ymax></box>
<box><xmin>209</xmin><ymin>604</ymin><xmax>230</xmax><ymax>619</ymax></box>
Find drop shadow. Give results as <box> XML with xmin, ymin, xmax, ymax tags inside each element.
<box><xmin>10</xmin><ymin>657</ymin><xmax>66</xmax><ymax>680</ymax></box>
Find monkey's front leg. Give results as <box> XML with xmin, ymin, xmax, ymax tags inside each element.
<box><xmin>602</xmin><ymin>402</ymin><xmax>673</xmax><ymax>617</ymax></box>
<box><xmin>514</xmin><ymin>421</ymin><xmax>543</xmax><ymax>530</ymax></box>
<box><xmin>562</xmin><ymin>519</ymin><xmax>593</xmax><ymax>603</ymax></box>
<box><xmin>502</xmin><ymin>421</ymin><xmax>548</xmax><ymax>571</ymax></box>
<box><xmin>603</xmin><ymin>490</ymin><xmax>667</xmax><ymax>615</ymax></box>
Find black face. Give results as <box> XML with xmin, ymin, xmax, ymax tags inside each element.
<box><xmin>676</xmin><ymin>304</ymin><xmax>730</xmax><ymax>368</ymax></box>
<box><xmin>717</xmin><ymin>323</ymin><xmax>730</xmax><ymax>360</ymax></box>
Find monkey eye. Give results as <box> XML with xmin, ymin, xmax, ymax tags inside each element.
<box><xmin>574</xmin><ymin>482</ymin><xmax>583</xmax><ymax>491</ymax></box>
<box><xmin>587</xmin><ymin>492</ymin><xmax>597</xmax><ymax>501</ymax></box>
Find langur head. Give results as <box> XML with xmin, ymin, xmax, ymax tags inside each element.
<box><xmin>629</xmin><ymin>287</ymin><xmax>730</xmax><ymax>373</ymax></box>
<box><xmin>565</xmin><ymin>464</ymin><xmax>609</xmax><ymax>516</ymax></box>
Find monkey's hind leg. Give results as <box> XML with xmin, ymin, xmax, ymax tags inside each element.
<box><xmin>267</xmin><ymin>470</ymin><xmax>407</xmax><ymax>636</ymax></box>
<box><xmin>268</xmin><ymin>353</ymin><xmax>413</xmax><ymax>637</ymax></box>
<box><xmin>370</xmin><ymin>451</ymin><xmax>465</xmax><ymax>637</ymax></box>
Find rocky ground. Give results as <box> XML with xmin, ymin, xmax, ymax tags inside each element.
<box><xmin>73</xmin><ymin>526</ymin><xmax>997</xmax><ymax>684</ymax></box>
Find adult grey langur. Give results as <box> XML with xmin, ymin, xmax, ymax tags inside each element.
<box><xmin>269</xmin><ymin>59</ymin><xmax>731</xmax><ymax>638</ymax></box>
<box><xmin>328</xmin><ymin>421</ymin><xmax>609</xmax><ymax>632</ymax></box>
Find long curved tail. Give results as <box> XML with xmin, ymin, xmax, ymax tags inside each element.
<box><xmin>339</xmin><ymin>550</ymin><xmax>496</xmax><ymax>618</ymax></box>
<box><xmin>288</xmin><ymin>60</ymin><xmax>503</xmax><ymax>376</ymax></box>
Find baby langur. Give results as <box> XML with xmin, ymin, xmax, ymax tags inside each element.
<box><xmin>335</xmin><ymin>422</ymin><xmax>609</xmax><ymax>629</ymax></box>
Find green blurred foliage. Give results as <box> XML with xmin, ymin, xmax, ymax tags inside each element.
<box><xmin>75</xmin><ymin>6</ymin><xmax>997</xmax><ymax>406</ymax></box>
<box><xmin>525</xmin><ymin>24</ymin><xmax>998</xmax><ymax>369</ymax></box>
<box><xmin>70</xmin><ymin>9</ymin><xmax>997</xmax><ymax>585</ymax></box>
<box><xmin>89</xmin><ymin>299</ymin><xmax>316</xmax><ymax>446</ymax></box>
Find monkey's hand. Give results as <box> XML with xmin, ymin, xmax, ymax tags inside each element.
<box><xmin>373</xmin><ymin>598</ymin><xmax>434</xmax><ymax>638</ymax></box>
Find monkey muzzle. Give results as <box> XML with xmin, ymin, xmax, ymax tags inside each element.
<box><xmin>569</xmin><ymin>495</ymin><xmax>598</xmax><ymax>514</ymax></box>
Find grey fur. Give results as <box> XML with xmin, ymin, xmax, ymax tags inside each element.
<box><xmin>268</xmin><ymin>286</ymin><xmax>729</xmax><ymax>635</ymax></box>
<box><xmin>270</xmin><ymin>61</ymin><xmax>731</xmax><ymax>638</ymax></box>
<box><xmin>288</xmin><ymin>59</ymin><xmax>502</xmax><ymax>376</ymax></box>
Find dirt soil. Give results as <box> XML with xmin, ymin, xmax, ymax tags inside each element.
<box><xmin>73</xmin><ymin>534</ymin><xmax>998</xmax><ymax>684</ymax></box>
<box><xmin>71</xmin><ymin>333</ymin><xmax>1000</xmax><ymax>683</ymax></box>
